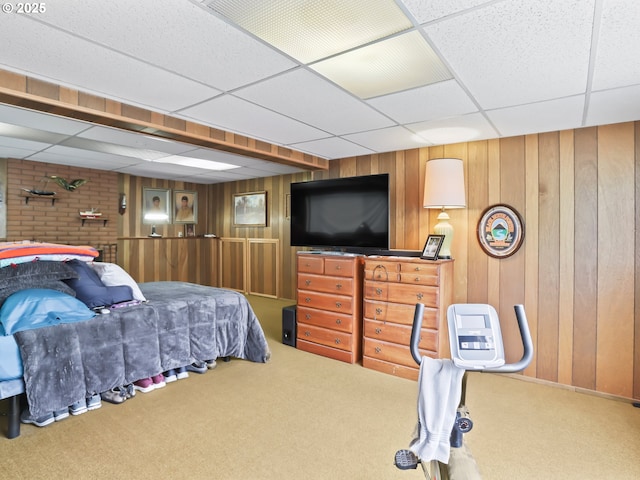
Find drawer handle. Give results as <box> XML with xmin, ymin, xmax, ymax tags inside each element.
<box><xmin>375</xmin><ymin>347</ymin><xmax>381</xmax><ymax>354</ymax></box>
<box><xmin>416</xmin><ymin>293</ymin><xmax>423</xmax><ymax>300</ymax></box>
<box><xmin>305</xmin><ymin>313</ymin><xmax>311</xmax><ymax>320</ymax></box>
<box><xmin>335</xmin><ymin>265</ymin><xmax>342</xmax><ymax>270</ymax></box>
<box><xmin>375</xmin><ymin>288</ymin><xmax>382</xmax><ymax>295</ymax></box>
<box><xmin>414</xmin><ymin>277</ymin><xmax>421</xmax><ymax>282</ymax></box>
<box><xmin>375</xmin><ymin>307</ymin><xmax>382</xmax><ymax>315</ymax></box>
<box><xmin>414</xmin><ymin>266</ymin><xmax>421</xmax><ymax>271</ymax></box>
<box><xmin>336</xmin><ymin>283</ymin><xmax>342</xmax><ymax>289</ymax></box>
<box><xmin>305</xmin><ymin>297</ymin><xmax>311</xmax><ymax>303</ymax></box>
<box><xmin>304</xmin><ymin>331</ymin><xmax>310</xmax><ymax>336</ymax></box>
<box><xmin>375</xmin><ymin>328</ymin><xmax>382</xmax><ymax>334</ymax></box>
<box><xmin>335</xmin><ymin>302</ymin><xmax>342</xmax><ymax>308</ymax></box>
<box><xmin>335</xmin><ymin>338</ymin><xmax>341</xmax><ymax>345</ymax></box>
<box><xmin>335</xmin><ymin>319</ymin><xmax>342</xmax><ymax>325</ymax></box>
<box><xmin>305</xmin><ymin>279</ymin><xmax>311</xmax><ymax>286</ymax></box>
<box><xmin>305</xmin><ymin>263</ymin><xmax>311</xmax><ymax>267</ymax></box>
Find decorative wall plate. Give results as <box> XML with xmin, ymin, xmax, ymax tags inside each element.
<box><xmin>477</xmin><ymin>204</ymin><xmax>524</xmax><ymax>258</ymax></box>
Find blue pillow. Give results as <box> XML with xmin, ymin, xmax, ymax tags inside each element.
<box><xmin>0</xmin><ymin>288</ymin><xmax>96</xmax><ymax>336</ymax></box>
<box><xmin>64</xmin><ymin>259</ymin><xmax>133</xmax><ymax>308</ymax></box>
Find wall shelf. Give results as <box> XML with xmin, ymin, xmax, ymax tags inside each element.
<box><xmin>21</xmin><ymin>192</ymin><xmax>56</xmax><ymax>205</ymax></box>
<box><xmin>80</xmin><ymin>217</ymin><xmax>108</xmax><ymax>226</ymax></box>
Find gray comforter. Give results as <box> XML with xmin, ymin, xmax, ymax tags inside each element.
<box><xmin>14</xmin><ymin>282</ymin><xmax>270</xmax><ymax>417</ymax></box>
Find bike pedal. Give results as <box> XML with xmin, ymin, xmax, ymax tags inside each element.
<box><xmin>394</xmin><ymin>449</ymin><xmax>418</xmax><ymax>470</ymax></box>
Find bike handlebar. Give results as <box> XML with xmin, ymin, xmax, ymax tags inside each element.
<box><xmin>410</xmin><ymin>303</ymin><xmax>534</xmax><ymax>373</ymax></box>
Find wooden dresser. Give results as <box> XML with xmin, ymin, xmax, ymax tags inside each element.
<box><xmin>296</xmin><ymin>253</ymin><xmax>364</xmax><ymax>363</ymax></box>
<box><xmin>362</xmin><ymin>256</ymin><xmax>454</xmax><ymax>380</ymax></box>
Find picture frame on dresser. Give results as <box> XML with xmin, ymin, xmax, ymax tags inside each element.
<box><xmin>421</xmin><ymin>235</ymin><xmax>445</xmax><ymax>260</ymax></box>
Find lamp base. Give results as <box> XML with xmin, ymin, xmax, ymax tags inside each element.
<box><xmin>433</xmin><ymin>211</ymin><xmax>454</xmax><ymax>259</ymax></box>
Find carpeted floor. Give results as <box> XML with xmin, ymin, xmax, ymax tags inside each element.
<box><xmin>1</xmin><ymin>294</ymin><xmax>639</xmax><ymax>479</ymax></box>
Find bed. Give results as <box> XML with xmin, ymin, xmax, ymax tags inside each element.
<box><xmin>0</xmin><ymin>242</ymin><xmax>271</xmax><ymax>439</ymax></box>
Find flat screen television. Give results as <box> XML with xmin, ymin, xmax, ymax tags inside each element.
<box><xmin>290</xmin><ymin>173</ymin><xmax>390</xmax><ymax>252</ymax></box>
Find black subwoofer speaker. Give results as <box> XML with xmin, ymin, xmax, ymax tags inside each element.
<box><xmin>282</xmin><ymin>305</ymin><xmax>297</xmax><ymax>347</ymax></box>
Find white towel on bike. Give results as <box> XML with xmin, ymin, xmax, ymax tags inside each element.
<box><xmin>409</xmin><ymin>357</ymin><xmax>465</xmax><ymax>464</ymax></box>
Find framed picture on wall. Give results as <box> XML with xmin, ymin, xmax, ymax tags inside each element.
<box><xmin>184</xmin><ymin>223</ymin><xmax>196</xmax><ymax>237</ymax></box>
<box><xmin>421</xmin><ymin>235</ymin><xmax>445</xmax><ymax>260</ymax></box>
<box><xmin>142</xmin><ymin>188</ymin><xmax>171</xmax><ymax>225</ymax></box>
<box><xmin>174</xmin><ymin>190</ymin><xmax>197</xmax><ymax>224</ymax></box>
<box><xmin>233</xmin><ymin>191</ymin><xmax>267</xmax><ymax>227</ymax></box>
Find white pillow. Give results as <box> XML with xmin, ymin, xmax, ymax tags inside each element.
<box><xmin>90</xmin><ymin>262</ymin><xmax>147</xmax><ymax>302</ymax></box>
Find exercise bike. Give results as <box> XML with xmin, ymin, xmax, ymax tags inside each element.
<box><xmin>395</xmin><ymin>303</ymin><xmax>534</xmax><ymax>480</ymax></box>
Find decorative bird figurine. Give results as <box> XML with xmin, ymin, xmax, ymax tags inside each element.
<box><xmin>47</xmin><ymin>176</ymin><xmax>88</xmax><ymax>192</ymax></box>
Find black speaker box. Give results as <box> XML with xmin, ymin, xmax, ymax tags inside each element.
<box><xmin>282</xmin><ymin>305</ymin><xmax>297</xmax><ymax>347</ymax></box>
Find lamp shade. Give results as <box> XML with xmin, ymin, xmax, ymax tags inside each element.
<box><xmin>423</xmin><ymin>158</ymin><xmax>466</xmax><ymax>209</ymax></box>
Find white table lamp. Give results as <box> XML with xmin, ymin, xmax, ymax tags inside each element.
<box><xmin>423</xmin><ymin>158</ymin><xmax>466</xmax><ymax>259</ymax></box>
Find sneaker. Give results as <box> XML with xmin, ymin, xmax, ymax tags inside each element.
<box><xmin>176</xmin><ymin>366</ymin><xmax>189</xmax><ymax>380</ymax></box>
<box><xmin>205</xmin><ymin>359</ymin><xmax>217</xmax><ymax>370</ymax></box>
<box><xmin>124</xmin><ymin>383</ymin><xmax>136</xmax><ymax>399</ymax></box>
<box><xmin>20</xmin><ymin>409</ymin><xmax>55</xmax><ymax>427</ymax></box>
<box><xmin>53</xmin><ymin>407</ymin><xmax>69</xmax><ymax>421</ymax></box>
<box><xmin>134</xmin><ymin>377</ymin><xmax>155</xmax><ymax>393</ymax></box>
<box><xmin>163</xmin><ymin>369</ymin><xmax>177</xmax><ymax>383</ymax></box>
<box><xmin>70</xmin><ymin>399</ymin><xmax>88</xmax><ymax>415</ymax></box>
<box><xmin>186</xmin><ymin>361</ymin><xmax>207</xmax><ymax>374</ymax></box>
<box><xmin>151</xmin><ymin>374</ymin><xmax>166</xmax><ymax>389</ymax></box>
<box><xmin>101</xmin><ymin>387</ymin><xmax>127</xmax><ymax>404</ymax></box>
<box><xmin>87</xmin><ymin>394</ymin><xmax>102</xmax><ymax>411</ymax></box>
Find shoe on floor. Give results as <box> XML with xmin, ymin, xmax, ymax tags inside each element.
<box><xmin>87</xmin><ymin>394</ymin><xmax>102</xmax><ymax>411</ymax></box>
<box><xmin>70</xmin><ymin>399</ymin><xmax>88</xmax><ymax>415</ymax></box>
<box><xmin>163</xmin><ymin>369</ymin><xmax>177</xmax><ymax>383</ymax></box>
<box><xmin>124</xmin><ymin>383</ymin><xmax>136</xmax><ymax>399</ymax></box>
<box><xmin>134</xmin><ymin>377</ymin><xmax>155</xmax><ymax>393</ymax></box>
<box><xmin>20</xmin><ymin>409</ymin><xmax>55</xmax><ymax>427</ymax></box>
<box><xmin>205</xmin><ymin>359</ymin><xmax>217</xmax><ymax>370</ymax></box>
<box><xmin>53</xmin><ymin>407</ymin><xmax>69</xmax><ymax>421</ymax></box>
<box><xmin>151</xmin><ymin>373</ymin><xmax>166</xmax><ymax>389</ymax></box>
<box><xmin>176</xmin><ymin>366</ymin><xmax>189</xmax><ymax>380</ymax></box>
<box><xmin>101</xmin><ymin>387</ymin><xmax>127</xmax><ymax>404</ymax></box>
<box><xmin>186</xmin><ymin>361</ymin><xmax>207</xmax><ymax>374</ymax></box>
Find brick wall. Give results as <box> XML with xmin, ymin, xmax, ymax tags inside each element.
<box><xmin>6</xmin><ymin>159</ymin><xmax>119</xmax><ymax>251</ymax></box>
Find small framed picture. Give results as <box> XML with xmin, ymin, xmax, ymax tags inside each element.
<box><xmin>233</xmin><ymin>191</ymin><xmax>267</xmax><ymax>227</ymax></box>
<box><xmin>184</xmin><ymin>224</ymin><xmax>196</xmax><ymax>237</ymax></box>
<box><xmin>421</xmin><ymin>235</ymin><xmax>445</xmax><ymax>260</ymax></box>
<box><xmin>174</xmin><ymin>190</ymin><xmax>197</xmax><ymax>224</ymax></box>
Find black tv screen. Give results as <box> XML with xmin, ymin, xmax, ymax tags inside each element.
<box><xmin>290</xmin><ymin>174</ymin><xmax>390</xmax><ymax>251</ymax></box>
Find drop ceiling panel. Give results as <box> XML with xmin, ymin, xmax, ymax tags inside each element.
<box><xmin>178</xmin><ymin>95</ymin><xmax>329</xmax><ymax>145</ymax></box>
<box><xmin>367</xmin><ymin>79</ymin><xmax>477</xmax><ymax>124</ymax></box>
<box><xmin>591</xmin><ymin>0</ymin><xmax>640</xmax><ymax>90</ymax></box>
<box><xmin>0</xmin><ymin>105</ymin><xmax>91</xmax><ymax>136</ymax></box>
<box><xmin>78</xmin><ymin>126</ymin><xmax>196</xmax><ymax>155</ymax></box>
<box><xmin>425</xmin><ymin>0</ymin><xmax>595</xmax><ymax>109</ymax></box>
<box><xmin>487</xmin><ymin>96</ymin><xmax>585</xmax><ymax>137</ymax></box>
<box><xmin>586</xmin><ymin>85</ymin><xmax>640</xmax><ymax>126</ymax></box>
<box><xmin>234</xmin><ymin>68</ymin><xmax>394</xmax><ymax>135</ymax></box>
<box><xmin>401</xmin><ymin>0</ymin><xmax>494</xmax><ymax>24</ymax></box>
<box><xmin>342</xmin><ymin>125</ymin><xmax>430</xmax><ymax>153</ymax></box>
<box><xmin>1</xmin><ymin>14</ymin><xmax>221</xmax><ymax>113</ymax></box>
<box><xmin>35</xmin><ymin>0</ymin><xmax>296</xmax><ymax>91</ymax></box>
<box><xmin>290</xmin><ymin>137</ymin><xmax>375</xmax><ymax>159</ymax></box>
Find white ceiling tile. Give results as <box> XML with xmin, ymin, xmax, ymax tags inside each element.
<box><xmin>586</xmin><ymin>85</ymin><xmax>640</xmax><ymax>127</ymax></box>
<box><xmin>78</xmin><ymin>126</ymin><xmax>195</xmax><ymax>155</ymax></box>
<box><xmin>0</xmin><ymin>105</ymin><xmax>91</xmax><ymax>135</ymax></box>
<box><xmin>342</xmin><ymin>126</ymin><xmax>431</xmax><ymax>153</ymax></box>
<box><xmin>401</xmin><ymin>0</ymin><xmax>494</xmax><ymax>24</ymax></box>
<box><xmin>34</xmin><ymin>0</ymin><xmax>296</xmax><ymax>91</ymax></box>
<box><xmin>487</xmin><ymin>96</ymin><xmax>585</xmax><ymax>137</ymax></box>
<box><xmin>38</xmin><ymin>145</ymin><xmax>145</xmax><ymax>167</ymax></box>
<box><xmin>408</xmin><ymin>112</ymin><xmax>498</xmax><ymax>144</ymax></box>
<box><xmin>290</xmin><ymin>137</ymin><xmax>375</xmax><ymax>159</ymax></box>
<box><xmin>234</xmin><ymin>69</ymin><xmax>394</xmax><ymax>135</ymax></box>
<box><xmin>425</xmin><ymin>0</ymin><xmax>595</xmax><ymax>109</ymax></box>
<box><xmin>367</xmin><ymin>79</ymin><xmax>478</xmax><ymax>124</ymax></box>
<box><xmin>0</xmin><ymin>145</ymin><xmax>40</xmax><ymax>159</ymax></box>
<box><xmin>178</xmin><ymin>95</ymin><xmax>328</xmax><ymax>145</ymax></box>
<box><xmin>0</xmin><ymin>15</ymin><xmax>221</xmax><ymax>113</ymax></box>
<box><xmin>0</xmin><ymin>135</ymin><xmax>52</xmax><ymax>151</ymax></box>
<box><xmin>592</xmin><ymin>0</ymin><xmax>640</xmax><ymax>90</ymax></box>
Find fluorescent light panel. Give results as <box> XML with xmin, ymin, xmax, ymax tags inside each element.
<box><xmin>155</xmin><ymin>155</ymin><xmax>240</xmax><ymax>170</ymax></box>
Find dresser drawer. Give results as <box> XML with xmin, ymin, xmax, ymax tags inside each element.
<box><xmin>363</xmin><ymin>299</ymin><xmax>438</xmax><ymax>329</ymax></box>
<box><xmin>364</xmin><ymin>280</ymin><xmax>439</xmax><ymax>307</ymax></box>
<box><xmin>397</xmin><ymin>262</ymin><xmax>440</xmax><ymax>286</ymax></box>
<box><xmin>364</xmin><ymin>319</ymin><xmax>438</xmax><ymax>351</ymax></box>
<box><xmin>298</xmin><ymin>273</ymin><xmax>354</xmax><ymax>295</ymax></box>
<box><xmin>297</xmin><ymin>339</ymin><xmax>355</xmax><ymax>363</ymax></box>
<box><xmin>297</xmin><ymin>255</ymin><xmax>324</xmax><ymax>274</ymax></box>
<box><xmin>324</xmin><ymin>257</ymin><xmax>356</xmax><ymax>277</ymax></box>
<box><xmin>297</xmin><ymin>306</ymin><xmax>353</xmax><ymax>333</ymax></box>
<box><xmin>297</xmin><ymin>322</ymin><xmax>353</xmax><ymax>352</ymax></box>
<box><xmin>363</xmin><ymin>337</ymin><xmax>433</xmax><ymax>369</ymax></box>
<box><xmin>364</xmin><ymin>260</ymin><xmax>400</xmax><ymax>281</ymax></box>
<box><xmin>297</xmin><ymin>289</ymin><xmax>354</xmax><ymax>314</ymax></box>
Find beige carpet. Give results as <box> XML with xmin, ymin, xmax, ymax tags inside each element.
<box><xmin>1</xmin><ymin>295</ymin><xmax>639</xmax><ymax>480</ymax></box>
